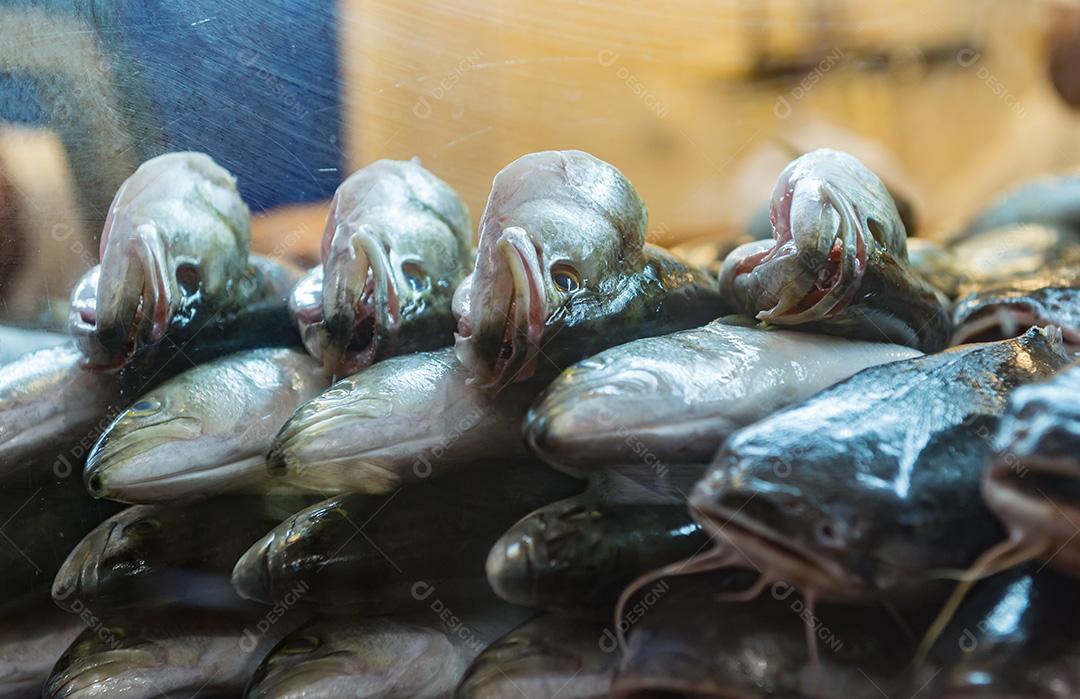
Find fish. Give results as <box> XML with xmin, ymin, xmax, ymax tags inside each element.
<box><xmin>959</xmin><ymin>172</ymin><xmax>1080</xmax><ymax>240</ymax></box>
<box><xmin>0</xmin><ymin>603</ymin><xmax>84</xmax><ymax>699</ymax></box>
<box><xmin>718</xmin><ymin>149</ymin><xmax>950</xmax><ymax>353</ymax></box>
<box><xmin>922</xmin><ymin>566</ymin><xmax>1080</xmax><ymax>699</ymax></box>
<box><xmin>525</xmin><ymin>318</ymin><xmax>921</xmax><ymax>471</ymax></box>
<box><xmin>266</xmin><ymin>348</ymin><xmax>542</xmax><ymax>494</ymax></box>
<box><xmin>0</xmin><ymin>344</ymin><xmax>121</xmax><ymax>478</ymax></box>
<box><xmin>455</xmin><ymin>615</ymin><xmax>616</xmax><ymax>699</ymax></box>
<box><xmin>70</xmin><ymin>252</ymin><xmax>304</xmax><ymax>372</ymax></box>
<box><xmin>0</xmin><ymin>476</ymin><xmax>123</xmax><ymax>610</ymax></box>
<box><xmin>70</xmin><ymin>152</ymin><xmax>254</xmax><ymax>369</ymax></box>
<box><xmin>610</xmin><ymin>572</ymin><xmax>919</xmax><ymax>699</ymax></box>
<box><xmin>979</xmin><ymin>362</ymin><xmax>1080</xmax><ymax>578</ymax></box>
<box><xmin>292</xmin><ymin>158</ymin><xmax>474</xmax><ymax>376</ymax></box>
<box><xmin>247</xmin><ymin>601</ymin><xmax>533</xmax><ymax>699</ymax></box>
<box><xmin>0</xmin><ymin>325</ymin><xmax>66</xmax><ymax>366</ymax></box>
<box><xmin>486</xmin><ymin>465</ymin><xmax>712</xmax><ymax>616</ymax></box>
<box><xmin>454</xmin><ymin>149</ymin><xmax>726</xmax><ymax>390</ymax></box>
<box><xmin>688</xmin><ymin>327</ymin><xmax>1068</xmax><ymax>608</ymax></box>
<box><xmin>83</xmin><ymin>348</ymin><xmax>328</xmax><ymax>503</ymax></box>
<box><xmin>52</xmin><ymin>492</ymin><xmax>318</xmax><ymax>611</ymax></box>
<box><xmin>232</xmin><ymin>462</ymin><xmax>582</xmax><ymax>613</ymax></box>
<box><xmin>43</xmin><ymin>607</ymin><xmax>300</xmax><ymax>699</ymax></box>
<box><xmin>951</xmin><ymin>262</ymin><xmax>1080</xmax><ymax>350</ymax></box>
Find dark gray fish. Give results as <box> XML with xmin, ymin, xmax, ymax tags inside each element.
<box><xmin>0</xmin><ymin>603</ymin><xmax>83</xmax><ymax>699</ymax></box>
<box><xmin>611</xmin><ymin>572</ymin><xmax>918</xmax><ymax>699</ymax></box>
<box><xmin>923</xmin><ymin>566</ymin><xmax>1080</xmax><ymax>699</ymax></box>
<box><xmin>980</xmin><ymin>362</ymin><xmax>1080</xmax><ymax>578</ymax></box>
<box><xmin>53</xmin><ymin>492</ymin><xmax>318</xmax><ymax>611</ymax></box>
<box><xmin>267</xmin><ymin>348</ymin><xmax>542</xmax><ymax>494</ymax></box>
<box><xmin>689</xmin><ymin>327</ymin><xmax>1068</xmax><ymax>607</ymax></box>
<box><xmin>0</xmin><ymin>325</ymin><xmax>66</xmax><ymax>366</ymax></box>
<box><xmin>233</xmin><ymin>462</ymin><xmax>582</xmax><ymax>613</ymax></box>
<box><xmin>247</xmin><ymin>601</ymin><xmax>532</xmax><ymax>699</ymax></box>
<box><xmin>959</xmin><ymin>172</ymin><xmax>1080</xmax><ymax>240</ymax></box>
<box><xmin>525</xmin><ymin>318</ymin><xmax>920</xmax><ymax>472</ymax></box>
<box><xmin>455</xmin><ymin>615</ymin><xmax>615</xmax><ymax>699</ymax></box>
<box><xmin>719</xmin><ymin>148</ymin><xmax>949</xmax><ymax>353</ymax></box>
<box><xmin>951</xmin><ymin>262</ymin><xmax>1080</xmax><ymax>350</ymax></box>
<box><xmin>44</xmin><ymin>607</ymin><xmax>299</xmax><ymax>699</ymax></box>
<box><xmin>292</xmin><ymin>158</ymin><xmax>473</xmax><ymax>376</ymax></box>
<box><xmin>486</xmin><ymin>466</ymin><xmax>711</xmax><ymax>616</ymax></box>
<box><xmin>454</xmin><ymin>149</ymin><xmax>726</xmax><ymax>390</ymax></box>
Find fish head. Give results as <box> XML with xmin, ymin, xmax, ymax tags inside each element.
<box><xmin>247</xmin><ymin>619</ymin><xmax>454</xmax><ymax>699</ymax></box>
<box><xmin>951</xmin><ymin>272</ymin><xmax>1080</xmax><ymax>351</ymax></box>
<box><xmin>52</xmin><ymin>507</ymin><xmax>162</xmax><ymax>607</ymax></box>
<box><xmin>455</xmin><ymin>150</ymin><xmax>647</xmax><ymax>389</ymax></box>
<box><xmin>73</xmin><ymin>152</ymin><xmax>251</xmax><ymax>368</ymax></box>
<box><xmin>83</xmin><ymin>382</ymin><xmax>226</xmax><ymax>501</ymax></box>
<box><xmin>44</xmin><ymin>628</ymin><xmax>171</xmax><ymax>698</ymax></box>
<box><xmin>316</xmin><ymin>159</ymin><xmax>472</xmax><ymax>375</ymax></box>
<box><xmin>720</xmin><ymin>148</ymin><xmax>907</xmax><ymax>324</ymax></box>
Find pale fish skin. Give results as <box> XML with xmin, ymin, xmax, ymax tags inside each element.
<box><xmin>0</xmin><ymin>343</ymin><xmax>120</xmax><ymax>475</ymax></box>
<box><xmin>267</xmin><ymin>347</ymin><xmax>537</xmax><ymax>494</ymax></box>
<box><xmin>526</xmin><ymin>318</ymin><xmax>921</xmax><ymax>472</ymax></box>
<box><xmin>0</xmin><ymin>325</ymin><xmax>67</xmax><ymax>366</ymax></box>
<box><xmin>247</xmin><ymin>601</ymin><xmax>532</xmax><ymax>699</ymax></box>
<box><xmin>0</xmin><ymin>604</ymin><xmax>83</xmax><ymax>699</ymax></box>
<box><xmin>454</xmin><ymin>149</ymin><xmax>724</xmax><ymax>390</ymax></box>
<box><xmin>70</xmin><ymin>151</ymin><xmax>252</xmax><ymax>368</ymax></box>
<box><xmin>293</xmin><ymin>158</ymin><xmax>473</xmax><ymax>376</ymax></box>
<box><xmin>85</xmin><ymin>348</ymin><xmax>328</xmax><ymax>503</ymax></box>
<box><xmin>456</xmin><ymin>615</ymin><xmax>615</xmax><ymax>699</ymax></box>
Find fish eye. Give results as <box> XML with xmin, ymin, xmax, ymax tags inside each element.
<box><xmin>281</xmin><ymin>636</ymin><xmax>321</xmax><ymax>654</ymax></box>
<box><xmin>551</xmin><ymin>264</ymin><xmax>581</xmax><ymax>293</ymax></box>
<box><xmin>175</xmin><ymin>264</ymin><xmax>201</xmax><ymax>296</ymax></box>
<box><xmin>401</xmin><ymin>262</ymin><xmax>429</xmax><ymax>292</ymax></box>
<box><xmin>123</xmin><ymin>518</ymin><xmax>161</xmax><ymax>538</ymax></box>
<box><xmin>128</xmin><ymin>400</ymin><xmax>161</xmax><ymax>416</ymax></box>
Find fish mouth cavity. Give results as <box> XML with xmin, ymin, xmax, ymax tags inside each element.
<box><xmin>985</xmin><ymin>457</ymin><xmax>1080</xmax><ymax>537</ymax></box>
<box><xmin>952</xmin><ymin>301</ymin><xmax>1080</xmax><ymax>350</ymax></box>
<box><xmin>735</xmin><ymin>177</ymin><xmax>867</xmax><ymax>323</ymax></box>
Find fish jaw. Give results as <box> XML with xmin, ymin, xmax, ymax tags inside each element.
<box><xmin>952</xmin><ymin>294</ymin><xmax>1080</xmax><ymax>351</ymax></box>
<box><xmin>320</xmin><ymin>223</ymin><xmax>400</xmax><ymax>375</ymax></box>
<box><xmin>74</xmin><ymin>222</ymin><xmax>176</xmax><ymax>369</ymax></box>
<box><xmin>232</xmin><ymin>530</ymin><xmax>274</xmax><ymax>604</ymax></box>
<box><xmin>455</xmin><ymin>226</ymin><xmax>548</xmax><ymax>389</ymax></box>
<box><xmin>52</xmin><ymin>517</ymin><xmax>117</xmax><ymax>608</ymax></box>
<box><xmin>44</xmin><ymin>647</ymin><xmax>164</xmax><ymax>699</ymax></box>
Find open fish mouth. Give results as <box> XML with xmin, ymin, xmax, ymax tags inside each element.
<box><xmin>456</xmin><ymin>226</ymin><xmax>547</xmax><ymax>389</ymax></box>
<box><xmin>731</xmin><ymin>174</ymin><xmax>868</xmax><ymax>324</ymax></box>
<box><xmin>73</xmin><ymin>224</ymin><xmax>177</xmax><ymax>369</ymax></box>
<box><xmin>692</xmin><ymin>501</ymin><xmax>861</xmax><ymax>601</ymax></box>
<box><xmin>952</xmin><ymin>301</ymin><xmax>1080</xmax><ymax>351</ymax></box>
<box><xmin>321</xmin><ymin>225</ymin><xmax>400</xmax><ymax>376</ymax></box>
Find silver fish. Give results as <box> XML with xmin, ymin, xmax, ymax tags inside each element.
<box><xmin>71</xmin><ymin>152</ymin><xmax>252</xmax><ymax>368</ymax></box>
<box><xmin>525</xmin><ymin>318</ymin><xmax>921</xmax><ymax>472</ymax></box>
<box><xmin>455</xmin><ymin>615</ymin><xmax>615</xmax><ymax>699</ymax></box>
<box><xmin>454</xmin><ymin>149</ymin><xmax>725</xmax><ymax>390</ymax></box>
<box><xmin>719</xmin><ymin>148</ymin><xmax>949</xmax><ymax>352</ymax></box>
<box><xmin>292</xmin><ymin>158</ymin><xmax>473</xmax><ymax>376</ymax></box>
<box><xmin>689</xmin><ymin>328</ymin><xmax>1068</xmax><ymax>607</ymax></box>
<box><xmin>85</xmin><ymin>348</ymin><xmax>328</xmax><ymax>503</ymax></box>
<box><xmin>267</xmin><ymin>348</ymin><xmax>539</xmax><ymax>494</ymax></box>
<box><xmin>247</xmin><ymin>601</ymin><xmax>532</xmax><ymax>699</ymax></box>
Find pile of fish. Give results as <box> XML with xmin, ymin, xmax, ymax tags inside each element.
<box><xmin>0</xmin><ymin>145</ymin><xmax>1077</xmax><ymax>699</ymax></box>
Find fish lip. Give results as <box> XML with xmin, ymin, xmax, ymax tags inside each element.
<box><xmin>45</xmin><ymin>650</ymin><xmax>159</xmax><ymax>699</ymax></box>
<box><xmin>232</xmin><ymin>531</ymin><xmax>274</xmax><ymax>603</ymax></box>
<box><xmin>456</xmin><ymin>226</ymin><xmax>546</xmax><ymax>389</ymax></box>
<box><xmin>52</xmin><ymin>520</ymin><xmax>116</xmax><ymax>605</ymax></box>
<box><xmin>952</xmin><ymin>300</ymin><xmax>1080</xmax><ymax>350</ymax></box>
<box><xmin>85</xmin><ymin>416</ymin><xmax>204</xmax><ymax>496</ymax></box>
<box><xmin>321</xmin><ymin>224</ymin><xmax>400</xmax><ymax>376</ymax></box>
<box><xmin>691</xmin><ymin>500</ymin><xmax>860</xmax><ymax>599</ymax></box>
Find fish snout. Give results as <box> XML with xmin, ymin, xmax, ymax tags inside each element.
<box><xmin>52</xmin><ymin>522</ymin><xmax>110</xmax><ymax>607</ymax></box>
<box><xmin>232</xmin><ymin>532</ymin><xmax>275</xmax><ymax>603</ymax></box>
<box><xmin>485</xmin><ymin>522</ymin><xmax>540</xmax><ymax>606</ymax></box>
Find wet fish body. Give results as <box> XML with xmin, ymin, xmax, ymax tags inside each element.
<box><xmin>526</xmin><ymin>318</ymin><xmax>921</xmax><ymax>471</ymax></box>
<box><xmin>53</xmin><ymin>492</ymin><xmax>319</xmax><ymax>611</ymax></box>
<box><xmin>267</xmin><ymin>348</ymin><xmax>541</xmax><ymax>494</ymax></box>
<box><xmin>690</xmin><ymin>328</ymin><xmax>1068</xmax><ymax>605</ymax></box>
<box><xmin>296</xmin><ymin>158</ymin><xmax>473</xmax><ymax>375</ymax></box>
<box><xmin>455</xmin><ymin>149</ymin><xmax>725</xmax><ymax>389</ymax></box>
<box><xmin>456</xmin><ymin>615</ymin><xmax>615</xmax><ymax>699</ymax></box>
<box><xmin>85</xmin><ymin>347</ymin><xmax>328</xmax><ymax>503</ymax></box>
<box><xmin>233</xmin><ymin>462</ymin><xmax>582</xmax><ymax>613</ymax></box>
<box><xmin>0</xmin><ymin>325</ymin><xmax>66</xmax><ymax>366</ymax></box>
<box><xmin>0</xmin><ymin>603</ymin><xmax>84</xmax><ymax>699</ymax></box>
<box><xmin>719</xmin><ymin>149</ymin><xmax>949</xmax><ymax>352</ymax></box>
